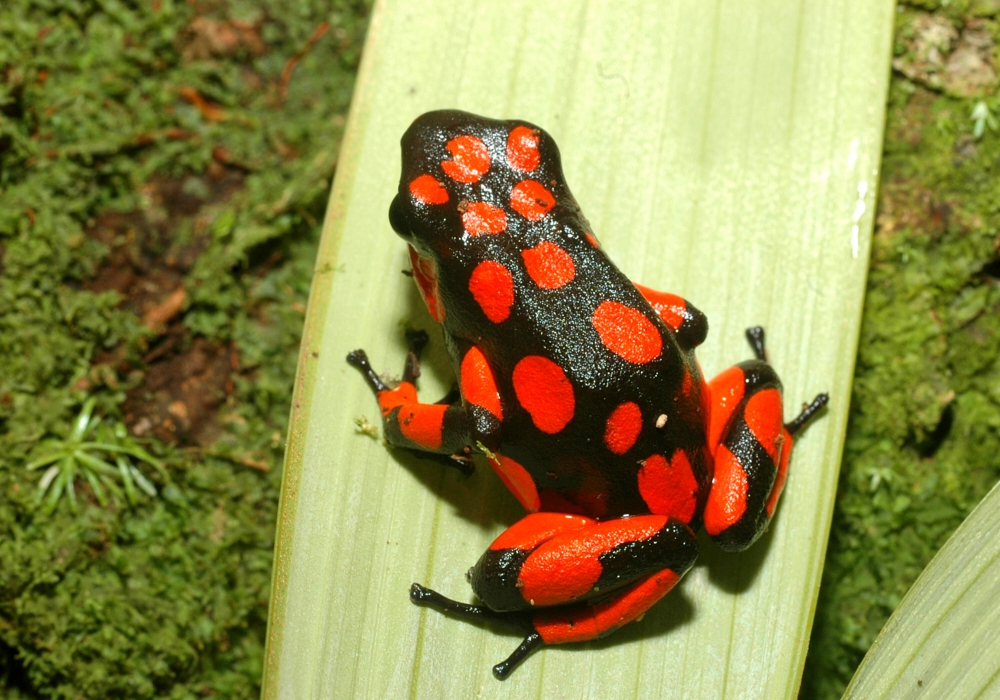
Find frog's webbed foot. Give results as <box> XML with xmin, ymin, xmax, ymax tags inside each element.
<box><xmin>786</xmin><ymin>392</ymin><xmax>829</xmax><ymax>436</ymax></box>
<box><xmin>346</xmin><ymin>349</ymin><xmax>390</xmax><ymax>393</ymax></box>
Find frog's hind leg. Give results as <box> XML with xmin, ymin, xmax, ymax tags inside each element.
<box><xmin>412</xmin><ymin>511</ymin><xmax>698</xmax><ymax>679</ymax></box>
<box><xmin>347</xmin><ymin>330</ymin><xmax>474</xmax><ymax>470</ymax></box>
<box><xmin>704</xmin><ymin>327</ymin><xmax>828</xmax><ymax>552</ymax></box>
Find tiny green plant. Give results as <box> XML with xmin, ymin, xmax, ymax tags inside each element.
<box><xmin>26</xmin><ymin>398</ymin><xmax>168</xmax><ymax>514</ymax></box>
<box><xmin>970</xmin><ymin>100</ymin><xmax>998</xmax><ymax>140</ymax></box>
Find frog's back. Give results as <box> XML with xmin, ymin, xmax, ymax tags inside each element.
<box><xmin>390</xmin><ymin>110</ymin><xmax>710</xmax><ymax>520</ymax></box>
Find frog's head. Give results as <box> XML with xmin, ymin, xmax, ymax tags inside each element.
<box><xmin>388</xmin><ymin>110</ymin><xmax>584</xmax><ymax>323</ymax></box>
<box><xmin>387</xmin><ymin>109</ymin><xmax>573</xmax><ymax>247</ymax></box>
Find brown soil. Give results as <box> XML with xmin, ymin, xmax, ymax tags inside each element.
<box><xmin>83</xmin><ymin>170</ymin><xmax>245</xmax><ymax>446</ymax></box>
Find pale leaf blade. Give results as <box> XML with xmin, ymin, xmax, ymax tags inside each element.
<box><xmin>842</xmin><ymin>480</ymin><xmax>1000</xmax><ymax>700</ymax></box>
<box><xmin>264</xmin><ymin>1</ymin><xmax>895</xmax><ymax>698</ymax></box>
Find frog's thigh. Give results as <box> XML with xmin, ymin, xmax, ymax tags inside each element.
<box><xmin>469</xmin><ymin>514</ymin><xmax>698</xmax><ymax>640</ymax></box>
<box><xmin>704</xmin><ymin>360</ymin><xmax>790</xmax><ymax>552</ymax></box>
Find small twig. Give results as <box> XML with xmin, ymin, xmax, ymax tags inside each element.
<box><xmin>184</xmin><ymin>446</ymin><xmax>271</xmax><ymax>472</ymax></box>
<box><xmin>279</xmin><ymin>22</ymin><xmax>330</xmax><ymax>103</ymax></box>
<box><xmin>177</xmin><ymin>85</ymin><xmax>228</xmax><ymax>122</ymax></box>
<box><xmin>354</xmin><ymin>416</ymin><xmax>380</xmax><ymax>441</ymax></box>
<box><xmin>143</xmin><ymin>286</ymin><xmax>187</xmax><ymax>331</ymax></box>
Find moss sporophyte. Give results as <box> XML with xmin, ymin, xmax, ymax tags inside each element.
<box><xmin>25</xmin><ymin>398</ymin><xmax>167</xmax><ymax>513</ymax></box>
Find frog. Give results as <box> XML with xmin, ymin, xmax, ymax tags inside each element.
<box><xmin>347</xmin><ymin>109</ymin><xmax>828</xmax><ymax>679</ymax></box>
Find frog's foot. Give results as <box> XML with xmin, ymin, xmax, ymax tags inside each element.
<box><xmin>703</xmin><ymin>327</ymin><xmax>828</xmax><ymax>552</ymax></box>
<box><xmin>786</xmin><ymin>392</ymin><xmax>829</xmax><ymax>437</ymax></box>
<box><xmin>346</xmin><ymin>329</ymin><xmax>429</xmax><ymax>392</ymax></box>
<box><xmin>409</xmin><ymin>584</ymin><xmax>540</xmax><ymax>679</ymax></box>
<box><xmin>412</xmin><ymin>512</ymin><xmax>698</xmax><ymax>679</ymax></box>
<box><xmin>347</xmin><ymin>332</ymin><xmax>473</xmax><ymax>466</ymax></box>
<box><xmin>743</xmin><ymin>328</ymin><xmax>829</xmax><ymax>435</ymax></box>
<box><xmin>745</xmin><ymin>326</ymin><xmax>768</xmax><ymax>362</ymax></box>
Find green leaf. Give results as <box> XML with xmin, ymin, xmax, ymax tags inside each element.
<box><xmin>118</xmin><ymin>455</ymin><xmax>139</xmax><ymax>505</ymax></box>
<box><xmin>264</xmin><ymin>1</ymin><xmax>895</xmax><ymax>697</ymax></box>
<box><xmin>842</xmin><ymin>480</ymin><xmax>1000</xmax><ymax>699</ymax></box>
<box><xmin>86</xmin><ymin>441</ymin><xmax>165</xmax><ymax>469</ymax></box>
<box><xmin>37</xmin><ymin>465</ymin><xmax>61</xmax><ymax>493</ymax></box>
<box><xmin>129</xmin><ymin>463</ymin><xmax>158</xmax><ymax>498</ymax></box>
<box><xmin>43</xmin><ymin>466</ymin><xmax>71</xmax><ymax>514</ymax></box>
<box><xmin>71</xmin><ymin>398</ymin><xmax>97</xmax><ymax>440</ymax></box>
<box><xmin>74</xmin><ymin>450</ymin><xmax>119</xmax><ymax>476</ymax></box>
<box><xmin>25</xmin><ymin>451</ymin><xmax>70</xmax><ymax>471</ymax></box>
<box><xmin>83</xmin><ymin>469</ymin><xmax>109</xmax><ymax>507</ymax></box>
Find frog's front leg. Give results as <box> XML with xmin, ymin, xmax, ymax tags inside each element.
<box><xmin>348</xmin><ymin>330</ymin><xmax>503</xmax><ymax>470</ymax></box>
<box><xmin>411</xmin><ymin>512</ymin><xmax>698</xmax><ymax>679</ymax></box>
<box><xmin>704</xmin><ymin>327</ymin><xmax>828</xmax><ymax>552</ymax></box>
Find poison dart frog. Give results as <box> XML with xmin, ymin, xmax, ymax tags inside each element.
<box><xmin>348</xmin><ymin>110</ymin><xmax>828</xmax><ymax>680</ymax></box>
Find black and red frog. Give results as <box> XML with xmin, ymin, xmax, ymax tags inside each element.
<box><xmin>348</xmin><ymin>109</ymin><xmax>828</xmax><ymax>679</ymax></box>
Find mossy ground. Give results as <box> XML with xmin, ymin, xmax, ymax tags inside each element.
<box><xmin>0</xmin><ymin>1</ymin><xmax>368</xmax><ymax>697</ymax></box>
<box><xmin>1</xmin><ymin>1</ymin><xmax>998</xmax><ymax>698</ymax></box>
<box><xmin>801</xmin><ymin>3</ymin><xmax>1000</xmax><ymax>698</ymax></box>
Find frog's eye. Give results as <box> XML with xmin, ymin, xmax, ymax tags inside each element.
<box><xmin>389</xmin><ymin>195</ymin><xmax>412</xmax><ymax>238</ymax></box>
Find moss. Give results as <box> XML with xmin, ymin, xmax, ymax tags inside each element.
<box><xmin>0</xmin><ymin>0</ymin><xmax>369</xmax><ymax>697</ymax></box>
<box><xmin>801</xmin><ymin>13</ymin><xmax>1000</xmax><ymax>698</ymax></box>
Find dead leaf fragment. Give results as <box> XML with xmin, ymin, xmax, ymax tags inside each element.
<box><xmin>143</xmin><ymin>286</ymin><xmax>187</xmax><ymax>331</ymax></box>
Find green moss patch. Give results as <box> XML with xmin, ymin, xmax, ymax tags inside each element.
<box><xmin>802</xmin><ymin>7</ymin><xmax>1000</xmax><ymax>698</ymax></box>
<box><xmin>0</xmin><ymin>1</ymin><xmax>368</xmax><ymax>697</ymax></box>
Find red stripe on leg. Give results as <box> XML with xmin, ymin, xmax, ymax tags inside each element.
<box><xmin>704</xmin><ymin>445</ymin><xmax>749</xmax><ymax>536</ymax></box>
<box><xmin>745</xmin><ymin>388</ymin><xmax>784</xmax><ymax>462</ymax></box>
<box><xmin>398</xmin><ymin>404</ymin><xmax>448</xmax><ymax>450</ymax></box>
<box><xmin>461</xmin><ymin>346</ymin><xmax>503</xmax><ymax>420</ymax></box>
<box><xmin>707</xmin><ymin>367</ymin><xmax>745</xmax><ymax>453</ymax></box>
<box><xmin>487</xmin><ymin>453</ymin><xmax>541</xmax><ymax>513</ymax></box>
<box><xmin>766</xmin><ymin>428</ymin><xmax>794</xmax><ymax>517</ymax></box>
<box><xmin>489</xmin><ymin>512</ymin><xmax>595</xmax><ymax>552</ymax></box>
<box><xmin>376</xmin><ymin>381</ymin><xmax>417</xmax><ymax>416</ymax></box>
<box><xmin>534</xmin><ymin>569</ymin><xmax>680</xmax><ymax>644</ymax></box>
<box><xmin>517</xmin><ymin>516</ymin><xmax>668</xmax><ymax>607</ymax></box>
